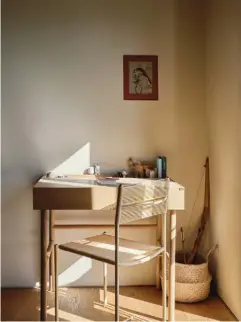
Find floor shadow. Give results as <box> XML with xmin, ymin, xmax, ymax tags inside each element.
<box><xmin>1</xmin><ymin>287</ymin><xmax>236</xmax><ymax>321</ymax></box>
<box><xmin>105</xmin><ymin>286</ymin><xmax>236</xmax><ymax>321</ymax></box>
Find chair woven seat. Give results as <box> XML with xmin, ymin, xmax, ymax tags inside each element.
<box><xmin>59</xmin><ymin>233</ymin><xmax>164</xmax><ymax>267</ymax></box>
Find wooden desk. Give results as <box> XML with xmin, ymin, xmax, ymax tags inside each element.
<box><xmin>33</xmin><ymin>175</ymin><xmax>185</xmax><ymax>321</ymax></box>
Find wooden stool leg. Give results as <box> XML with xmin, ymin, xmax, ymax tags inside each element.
<box><xmin>54</xmin><ymin>245</ymin><xmax>59</xmax><ymax>321</ymax></box>
<box><xmin>103</xmin><ymin>263</ymin><xmax>108</xmax><ymax>307</ymax></box>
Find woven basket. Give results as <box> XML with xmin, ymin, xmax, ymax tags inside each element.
<box><xmin>160</xmin><ymin>248</ymin><xmax>217</xmax><ymax>303</ymax></box>
<box><xmin>174</xmin><ymin>252</ymin><xmax>209</xmax><ymax>283</ymax></box>
<box><xmin>161</xmin><ymin>274</ymin><xmax>212</xmax><ymax>303</ymax></box>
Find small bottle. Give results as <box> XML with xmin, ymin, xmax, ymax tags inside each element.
<box><xmin>156</xmin><ymin>157</ymin><xmax>163</xmax><ymax>178</ymax></box>
<box><xmin>149</xmin><ymin>170</ymin><xmax>155</xmax><ymax>178</ymax></box>
<box><xmin>94</xmin><ymin>164</ymin><xmax>100</xmax><ymax>175</ymax></box>
<box><xmin>88</xmin><ymin>166</ymin><xmax>95</xmax><ymax>175</ymax></box>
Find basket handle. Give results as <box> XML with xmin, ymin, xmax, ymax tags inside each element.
<box><xmin>206</xmin><ymin>244</ymin><xmax>218</xmax><ymax>262</ymax></box>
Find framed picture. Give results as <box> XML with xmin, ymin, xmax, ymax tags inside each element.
<box><xmin>123</xmin><ymin>55</ymin><xmax>158</xmax><ymax>100</ymax></box>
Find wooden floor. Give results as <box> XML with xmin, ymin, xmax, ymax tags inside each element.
<box><xmin>1</xmin><ymin>287</ymin><xmax>236</xmax><ymax>321</ymax></box>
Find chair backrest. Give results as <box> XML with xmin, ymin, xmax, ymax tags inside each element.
<box><xmin>116</xmin><ymin>178</ymin><xmax>169</xmax><ymax>225</ymax></box>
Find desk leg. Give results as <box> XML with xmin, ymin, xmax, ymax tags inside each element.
<box><xmin>49</xmin><ymin>210</ymin><xmax>54</xmax><ymax>292</ymax></box>
<box><xmin>162</xmin><ymin>211</ymin><xmax>167</xmax><ymax>322</ymax></box>
<box><xmin>41</xmin><ymin>210</ymin><xmax>47</xmax><ymax>321</ymax></box>
<box><xmin>168</xmin><ymin>210</ymin><xmax>176</xmax><ymax>321</ymax></box>
<box><xmin>156</xmin><ymin>215</ymin><xmax>161</xmax><ymax>289</ymax></box>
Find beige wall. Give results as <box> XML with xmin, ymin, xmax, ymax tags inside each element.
<box><xmin>2</xmin><ymin>0</ymin><xmax>207</xmax><ymax>287</ymax></box>
<box><xmin>206</xmin><ymin>0</ymin><xmax>241</xmax><ymax>319</ymax></box>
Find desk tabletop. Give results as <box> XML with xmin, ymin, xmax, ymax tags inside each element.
<box><xmin>33</xmin><ymin>175</ymin><xmax>185</xmax><ymax>210</ymax></box>
<box><xmin>34</xmin><ymin>174</ymin><xmax>184</xmax><ymax>188</ymax></box>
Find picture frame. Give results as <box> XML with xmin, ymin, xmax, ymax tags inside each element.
<box><xmin>123</xmin><ymin>55</ymin><xmax>158</xmax><ymax>100</ymax></box>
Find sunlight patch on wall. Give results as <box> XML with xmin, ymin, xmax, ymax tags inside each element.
<box><xmin>58</xmin><ymin>257</ymin><xmax>92</xmax><ymax>286</ymax></box>
<box><xmin>51</xmin><ymin>142</ymin><xmax>90</xmax><ymax>175</ymax></box>
<box><xmin>35</xmin><ymin>257</ymin><xmax>92</xmax><ymax>289</ymax></box>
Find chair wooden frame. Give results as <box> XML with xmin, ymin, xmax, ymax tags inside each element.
<box><xmin>54</xmin><ymin>181</ymin><xmax>169</xmax><ymax>321</ymax></box>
